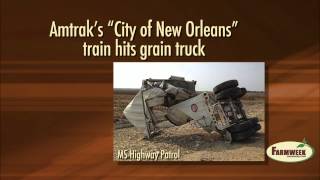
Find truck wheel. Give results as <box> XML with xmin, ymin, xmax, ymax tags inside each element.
<box><xmin>228</xmin><ymin>117</ymin><xmax>260</xmax><ymax>133</ymax></box>
<box><xmin>240</xmin><ymin>88</ymin><xmax>247</xmax><ymax>97</ymax></box>
<box><xmin>254</xmin><ymin>123</ymin><xmax>261</xmax><ymax>131</ymax></box>
<box><xmin>231</xmin><ymin>128</ymin><xmax>256</xmax><ymax>141</ymax></box>
<box><xmin>227</xmin><ymin>119</ymin><xmax>254</xmax><ymax>133</ymax></box>
<box><xmin>247</xmin><ymin>117</ymin><xmax>261</xmax><ymax>131</ymax></box>
<box><xmin>247</xmin><ymin>117</ymin><xmax>259</xmax><ymax>126</ymax></box>
<box><xmin>215</xmin><ymin>87</ymin><xmax>246</xmax><ymax>100</ymax></box>
<box><xmin>213</xmin><ymin>80</ymin><xmax>238</xmax><ymax>94</ymax></box>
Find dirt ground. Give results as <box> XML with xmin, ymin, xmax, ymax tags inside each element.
<box><xmin>113</xmin><ymin>92</ymin><xmax>265</xmax><ymax>161</ymax></box>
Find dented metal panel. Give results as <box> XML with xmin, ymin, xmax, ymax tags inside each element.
<box><xmin>123</xmin><ymin>88</ymin><xmax>166</xmax><ymax>128</ymax></box>
<box><xmin>167</xmin><ymin>93</ymin><xmax>215</xmax><ymax>132</ymax></box>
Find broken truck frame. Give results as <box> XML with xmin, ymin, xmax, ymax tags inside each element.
<box><xmin>123</xmin><ymin>76</ymin><xmax>261</xmax><ymax>143</ymax></box>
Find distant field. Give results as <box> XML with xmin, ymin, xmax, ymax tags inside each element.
<box><xmin>114</xmin><ymin>88</ymin><xmax>140</xmax><ymax>95</ymax></box>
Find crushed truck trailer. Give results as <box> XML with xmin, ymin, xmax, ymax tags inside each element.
<box><xmin>123</xmin><ymin>76</ymin><xmax>261</xmax><ymax>143</ymax></box>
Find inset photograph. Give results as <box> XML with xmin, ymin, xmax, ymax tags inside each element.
<box><xmin>113</xmin><ymin>62</ymin><xmax>265</xmax><ymax>161</ymax></box>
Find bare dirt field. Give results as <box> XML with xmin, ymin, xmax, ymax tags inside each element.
<box><xmin>113</xmin><ymin>90</ymin><xmax>265</xmax><ymax>161</ymax></box>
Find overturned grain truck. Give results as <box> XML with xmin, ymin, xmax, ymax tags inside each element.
<box><xmin>123</xmin><ymin>76</ymin><xmax>261</xmax><ymax>143</ymax></box>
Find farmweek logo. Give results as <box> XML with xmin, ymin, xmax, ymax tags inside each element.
<box><xmin>266</xmin><ymin>138</ymin><xmax>315</xmax><ymax>163</ymax></box>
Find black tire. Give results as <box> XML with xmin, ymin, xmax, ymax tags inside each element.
<box><xmin>254</xmin><ymin>123</ymin><xmax>261</xmax><ymax>131</ymax></box>
<box><xmin>240</xmin><ymin>88</ymin><xmax>247</xmax><ymax>97</ymax></box>
<box><xmin>215</xmin><ymin>87</ymin><xmax>246</xmax><ymax>100</ymax></box>
<box><xmin>247</xmin><ymin>117</ymin><xmax>259</xmax><ymax>125</ymax></box>
<box><xmin>231</xmin><ymin>128</ymin><xmax>256</xmax><ymax>141</ymax></box>
<box><xmin>213</xmin><ymin>80</ymin><xmax>238</xmax><ymax>94</ymax></box>
<box><xmin>227</xmin><ymin>118</ymin><xmax>258</xmax><ymax>133</ymax></box>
